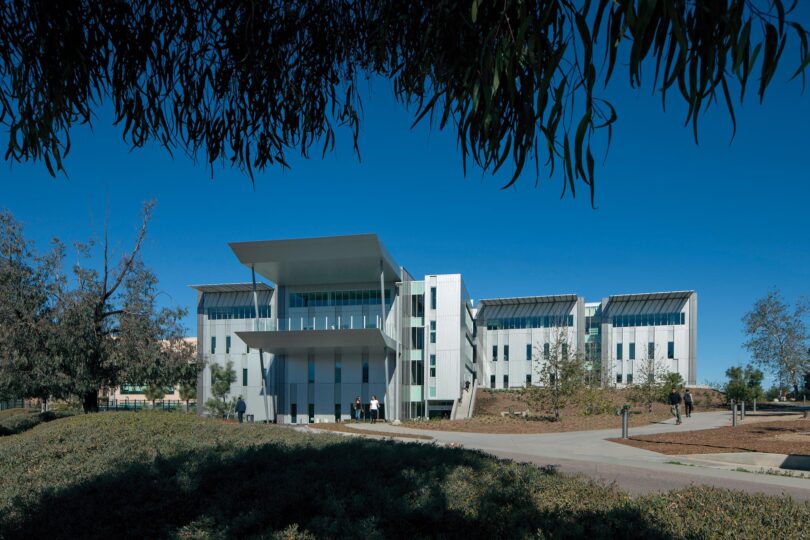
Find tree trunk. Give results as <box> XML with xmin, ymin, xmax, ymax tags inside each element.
<box><xmin>83</xmin><ymin>390</ymin><xmax>99</xmax><ymax>413</ymax></box>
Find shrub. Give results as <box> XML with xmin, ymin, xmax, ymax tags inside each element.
<box><xmin>0</xmin><ymin>413</ymin><xmax>808</xmax><ymax>539</ymax></box>
<box><xmin>0</xmin><ymin>409</ymin><xmax>74</xmax><ymax>436</ymax></box>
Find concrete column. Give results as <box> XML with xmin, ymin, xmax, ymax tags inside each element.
<box><xmin>252</xmin><ymin>265</ymin><xmax>271</xmax><ymax>424</ymax></box>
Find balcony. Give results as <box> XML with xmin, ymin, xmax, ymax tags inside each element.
<box><xmin>237</xmin><ymin>315</ymin><xmax>398</xmax><ymax>355</ymax></box>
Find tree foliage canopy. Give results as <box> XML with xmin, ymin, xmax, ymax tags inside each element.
<box><xmin>0</xmin><ymin>204</ymin><xmax>199</xmax><ymax>411</ymax></box>
<box><xmin>742</xmin><ymin>290</ymin><xmax>809</xmax><ymax>394</ymax></box>
<box><xmin>1</xmin><ymin>1</ymin><xmax>808</xmax><ymax>202</ymax></box>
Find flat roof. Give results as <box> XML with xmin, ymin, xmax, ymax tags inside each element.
<box><xmin>229</xmin><ymin>234</ymin><xmax>401</xmax><ymax>286</ymax></box>
<box><xmin>190</xmin><ymin>283</ymin><xmax>274</xmax><ymax>293</ymax></box>
<box><xmin>478</xmin><ymin>294</ymin><xmax>579</xmax><ymax>306</ymax></box>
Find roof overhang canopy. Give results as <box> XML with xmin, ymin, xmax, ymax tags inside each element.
<box><xmin>190</xmin><ymin>283</ymin><xmax>273</xmax><ymax>293</ymax></box>
<box><xmin>236</xmin><ymin>328</ymin><xmax>396</xmax><ymax>354</ymax></box>
<box><xmin>229</xmin><ymin>234</ymin><xmax>401</xmax><ymax>286</ymax></box>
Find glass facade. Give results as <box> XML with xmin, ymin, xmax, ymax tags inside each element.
<box><xmin>288</xmin><ymin>289</ymin><xmax>391</xmax><ymax>308</ymax></box>
<box><xmin>485</xmin><ymin>315</ymin><xmax>574</xmax><ymax>330</ymax></box>
<box><xmin>612</xmin><ymin>312</ymin><xmax>684</xmax><ymax>327</ymax></box>
<box><xmin>207</xmin><ymin>305</ymin><xmax>271</xmax><ymax>320</ymax></box>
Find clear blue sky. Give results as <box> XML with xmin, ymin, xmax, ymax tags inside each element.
<box><xmin>1</xmin><ymin>66</ymin><xmax>808</xmax><ymax>387</ymax></box>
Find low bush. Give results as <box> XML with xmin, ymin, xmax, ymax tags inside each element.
<box><xmin>0</xmin><ymin>409</ymin><xmax>74</xmax><ymax>436</ymax></box>
<box><xmin>0</xmin><ymin>413</ymin><xmax>807</xmax><ymax>539</ymax></box>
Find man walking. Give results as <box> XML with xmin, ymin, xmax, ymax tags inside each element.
<box><xmin>669</xmin><ymin>388</ymin><xmax>682</xmax><ymax>425</ymax></box>
<box><xmin>235</xmin><ymin>396</ymin><xmax>247</xmax><ymax>424</ymax></box>
<box><xmin>684</xmin><ymin>389</ymin><xmax>694</xmax><ymax>418</ymax></box>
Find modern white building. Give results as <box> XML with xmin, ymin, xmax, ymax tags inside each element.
<box><xmin>194</xmin><ymin>234</ymin><xmax>697</xmax><ymax>423</ymax></box>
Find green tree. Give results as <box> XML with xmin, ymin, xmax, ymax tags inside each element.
<box><xmin>142</xmin><ymin>384</ymin><xmax>165</xmax><ymax>409</ymax></box>
<box><xmin>1</xmin><ymin>2</ymin><xmax>808</xmax><ymax>201</ymax></box>
<box><xmin>661</xmin><ymin>372</ymin><xmax>685</xmax><ymax>395</ymax></box>
<box><xmin>724</xmin><ymin>364</ymin><xmax>764</xmax><ymax>404</ymax></box>
<box><xmin>743</xmin><ymin>291</ymin><xmax>809</xmax><ymax>399</ymax></box>
<box><xmin>206</xmin><ymin>362</ymin><xmax>237</xmax><ymax>419</ymax></box>
<box><xmin>0</xmin><ymin>211</ymin><xmax>70</xmax><ymax>411</ymax></box>
<box><xmin>534</xmin><ymin>327</ymin><xmax>586</xmax><ymax>421</ymax></box>
<box><xmin>628</xmin><ymin>350</ymin><xmax>671</xmax><ymax>408</ymax></box>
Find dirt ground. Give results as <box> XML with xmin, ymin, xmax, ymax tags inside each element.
<box><xmin>610</xmin><ymin>416</ymin><xmax>810</xmax><ymax>455</ymax></box>
<box><xmin>306</xmin><ymin>422</ymin><xmax>433</xmax><ymax>440</ymax></box>
<box><xmin>400</xmin><ymin>388</ymin><xmax>716</xmax><ymax>434</ymax></box>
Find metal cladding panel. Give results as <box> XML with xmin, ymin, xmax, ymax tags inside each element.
<box><xmin>201</xmin><ymin>290</ymin><xmax>272</xmax><ymax>308</ymax></box>
<box><xmin>476</xmin><ymin>297</ymin><xmax>578</xmax><ymax>320</ymax></box>
<box><xmin>229</xmin><ymin>234</ymin><xmax>401</xmax><ymax>286</ymax></box>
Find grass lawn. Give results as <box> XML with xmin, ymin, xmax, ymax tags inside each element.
<box><xmin>610</xmin><ymin>417</ymin><xmax>810</xmax><ymax>456</ymax></box>
<box><xmin>0</xmin><ymin>412</ymin><xmax>808</xmax><ymax>539</ymax></box>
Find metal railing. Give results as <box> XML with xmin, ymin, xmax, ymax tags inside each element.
<box><xmin>254</xmin><ymin>315</ymin><xmax>398</xmax><ymax>339</ymax></box>
<box><xmin>99</xmin><ymin>399</ymin><xmax>196</xmax><ymax>412</ymax></box>
<box><xmin>0</xmin><ymin>399</ymin><xmax>25</xmax><ymax>411</ymax></box>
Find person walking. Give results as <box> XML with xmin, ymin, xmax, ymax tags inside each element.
<box><xmin>235</xmin><ymin>396</ymin><xmax>247</xmax><ymax>424</ymax></box>
<box><xmin>669</xmin><ymin>388</ymin><xmax>682</xmax><ymax>425</ymax></box>
<box><xmin>684</xmin><ymin>389</ymin><xmax>694</xmax><ymax>418</ymax></box>
<box><xmin>369</xmin><ymin>394</ymin><xmax>380</xmax><ymax>424</ymax></box>
<box><xmin>353</xmin><ymin>396</ymin><xmax>363</xmax><ymax>423</ymax></box>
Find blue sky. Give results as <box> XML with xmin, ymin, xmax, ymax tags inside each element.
<box><xmin>1</xmin><ymin>63</ymin><xmax>808</xmax><ymax>387</ymax></box>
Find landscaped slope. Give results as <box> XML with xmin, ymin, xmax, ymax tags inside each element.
<box><xmin>0</xmin><ymin>413</ymin><xmax>807</xmax><ymax>539</ymax></box>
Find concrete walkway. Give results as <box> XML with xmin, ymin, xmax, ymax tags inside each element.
<box><xmin>340</xmin><ymin>411</ymin><xmax>810</xmax><ymax>500</ymax></box>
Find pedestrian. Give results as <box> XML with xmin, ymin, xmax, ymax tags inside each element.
<box><xmin>465</xmin><ymin>380</ymin><xmax>471</xmax><ymax>392</ymax></box>
<box><xmin>353</xmin><ymin>396</ymin><xmax>363</xmax><ymax>423</ymax></box>
<box><xmin>669</xmin><ymin>388</ymin><xmax>682</xmax><ymax>425</ymax></box>
<box><xmin>235</xmin><ymin>396</ymin><xmax>247</xmax><ymax>424</ymax></box>
<box><xmin>684</xmin><ymin>388</ymin><xmax>694</xmax><ymax>418</ymax></box>
<box><xmin>370</xmin><ymin>394</ymin><xmax>380</xmax><ymax>424</ymax></box>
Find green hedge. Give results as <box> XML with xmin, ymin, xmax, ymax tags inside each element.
<box><xmin>0</xmin><ymin>410</ymin><xmax>75</xmax><ymax>436</ymax></box>
<box><xmin>0</xmin><ymin>413</ymin><xmax>807</xmax><ymax>539</ymax></box>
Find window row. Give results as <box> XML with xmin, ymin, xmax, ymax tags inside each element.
<box><xmin>491</xmin><ymin>342</ymin><xmax>563</xmax><ymax>361</ymax></box>
<box><xmin>612</xmin><ymin>312</ymin><xmax>684</xmax><ymax>328</ymax></box>
<box><xmin>207</xmin><ymin>305</ymin><xmax>271</xmax><ymax>320</ymax></box>
<box><xmin>307</xmin><ymin>359</ymin><xmax>370</xmax><ymax>384</ymax></box>
<box><xmin>288</xmin><ymin>289</ymin><xmax>392</xmax><ymax>308</ymax></box>
<box><xmin>616</xmin><ymin>341</ymin><xmax>675</xmax><ymax>360</ymax></box>
<box><xmin>485</xmin><ymin>314</ymin><xmax>574</xmax><ymax>330</ymax></box>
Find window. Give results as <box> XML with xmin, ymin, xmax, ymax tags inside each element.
<box><xmin>246</xmin><ymin>345</ymin><xmax>250</xmax><ymax>354</ymax></box>
<box><xmin>210</xmin><ymin>336</ymin><xmax>216</xmax><ymax>354</ymax></box>
<box><xmin>335</xmin><ymin>361</ymin><xmax>342</xmax><ymax>383</ymax></box>
<box><xmin>492</xmin><ymin>345</ymin><xmax>498</xmax><ymax>361</ymax></box>
<box><xmin>207</xmin><ymin>305</ymin><xmax>271</xmax><ymax>320</ymax></box>
<box><xmin>226</xmin><ymin>336</ymin><xmax>231</xmax><ymax>354</ymax></box>
<box><xmin>561</xmin><ymin>344</ymin><xmax>568</xmax><ymax>359</ymax></box>
<box><xmin>667</xmin><ymin>341</ymin><xmax>674</xmax><ymax>359</ymax></box>
<box><xmin>430</xmin><ymin>287</ymin><xmax>437</xmax><ymax>309</ymax></box>
<box><xmin>490</xmin><ymin>375</ymin><xmax>496</xmax><ymax>389</ymax></box>
<box><xmin>629</xmin><ymin>343</ymin><xmax>635</xmax><ymax>360</ymax></box>
<box><xmin>611</xmin><ymin>312</ymin><xmax>685</xmax><ymax>327</ymax></box>
<box><xmin>504</xmin><ymin>345</ymin><xmax>510</xmax><ymax>361</ymax></box>
<box><xmin>429</xmin><ymin>354</ymin><xmax>436</xmax><ymax>378</ymax></box>
<box><xmin>503</xmin><ymin>375</ymin><xmax>509</xmax><ymax>388</ymax></box>
<box><xmin>430</xmin><ymin>320</ymin><xmax>436</xmax><ymax>343</ymax></box>
<box><xmin>362</xmin><ymin>361</ymin><xmax>369</xmax><ymax>383</ymax></box>
<box><xmin>308</xmin><ymin>404</ymin><xmax>315</xmax><ymax>423</ymax></box>
<box><xmin>617</xmin><ymin>343</ymin><xmax>623</xmax><ymax>360</ymax></box>
<box><xmin>288</xmin><ymin>290</ymin><xmax>392</xmax><ymax>308</ymax></box>
<box><xmin>308</xmin><ymin>359</ymin><xmax>315</xmax><ymax>384</ymax></box>
<box><xmin>526</xmin><ymin>344</ymin><xmax>532</xmax><ymax>361</ymax></box>
<box><xmin>411</xmin><ymin>361</ymin><xmax>424</xmax><ymax>385</ymax></box>
<box><xmin>648</xmin><ymin>342</ymin><xmax>654</xmax><ymax>359</ymax></box>
<box><xmin>242</xmin><ymin>368</ymin><xmax>248</xmax><ymax>386</ymax></box>
<box><xmin>616</xmin><ymin>373</ymin><xmax>622</xmax><ymax>384</ymax></box>
<box><xmin>526</xmin><ymin>374</ymin><xmax>532</xmax><ymax>385</ymax></box>
<box><xmin>334</xmin><ymin>403</ymin><xmax>341</xmax><ymax>422</ymax></box>
<box><xmin>290</xmin><ymin>403</ymin><xmax>297</xmax><ymax>424</ymax></box>
<box><xmin>543</xmin><ymin>343</ymin><xmax>550</xmax><ymax>361</ymax></box>
<box><xmin>626</xmin><ymin>373</ymin><xmax>634</xmax><ymax>384</ymax></box>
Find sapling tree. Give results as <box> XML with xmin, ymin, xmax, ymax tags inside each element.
<box><xmin>206</xmin><ymin>361</ymin><xmax>237</xmax><ymax>419</ymax></box>
<box><xmin>534</xmin><ymin>326</ymin><xmax>585</xmax><ymax>421</ymax></box>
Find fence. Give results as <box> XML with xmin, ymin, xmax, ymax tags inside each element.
<box><xmin>99</xmin><ymin>399</ymin><xmax>196</xmax><ymax>413</ymax></box>
<box><xmin>0</xmin><ymin>399</ymin><xmax>25</xmax><ymax>411</ymax></box>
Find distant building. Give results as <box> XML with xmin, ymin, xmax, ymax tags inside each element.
<box><xmin>193</xmin><ymin>234</ymin><xmax>697</xmax><ymax>423</ymax></box>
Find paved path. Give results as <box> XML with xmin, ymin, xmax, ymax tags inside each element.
<box><xmin>341</xmin><ymin>411</ymin><xmax>810</xmax><ymax>500</ymax></box>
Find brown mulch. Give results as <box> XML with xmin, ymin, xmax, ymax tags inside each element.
<box><xmin>403</xmin><ymin>388</ymin><xmax>724</xmax><ymax>434</ymax></box>
<box><xmin>307</xmin><ymin>422</ymin><xmax>433</xmax><ymax>440</ymax></box>
<box><xmin>610</xmin><ymin>417</ymin><xmax>810</xmax><ymax>456</ymax></box>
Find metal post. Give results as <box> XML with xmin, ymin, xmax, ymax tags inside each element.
<box><xmin>732</xmin><ymin>404</ymin><xmax>737</xmax><ymax>427</ymax></box>
<box><xmin>753</xmin><ymin>398</ymin><xmax>757</xmax><ymax>412</ymax></box>
<box><xmin>741</xmin><ymin>401</ymin><xmax>746</xmax><ymax>419</ymax></box>
<box><xmin>252</xmin><ymin>265</ymin><xmax>272</xmax><ymax>424</ymax></box>
<box><xmin>621</xmin><ymin>407</ymin><xmax>629</xmax><ymax>439</ymax></box>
